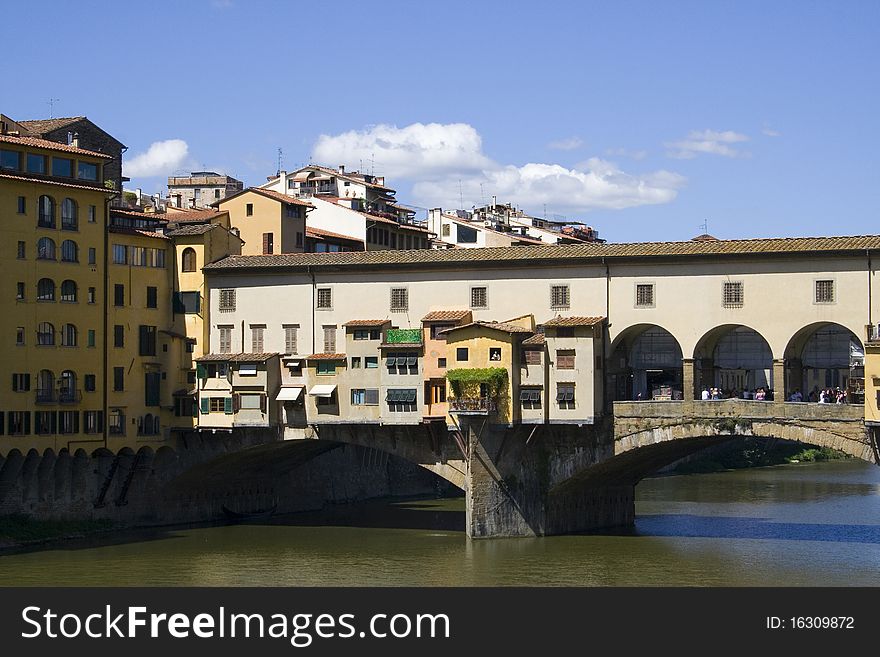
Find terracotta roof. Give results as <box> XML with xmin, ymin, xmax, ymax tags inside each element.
<box><xmin>108</xmin><ymin>226</ymin><xmax>170</xmax><ymax>240</ymax></box>
<box><xmin>0</xmin><ymin>172</ymin><xmax>115</xmax><ymax>194</ymax></box>
<box><xmin>110</xmin><ymin>208</ymin><xmax>168</xmax><ymax>222</ymax></box>
<box><xmin>165</xmin><ymin>224</ymin><xmax>218</xmax><ymax>236</ymax></box>
<box><xmin>422</xmin><ymin>310</ymin><xmax>472</xmax><ymax>322</ymax></box>
<box><xmin>18</xmin><ymin>117</ymin><xmax>85</xmax><ymax>133</ymax></box>
<box><xmin>692</xmin><ymin>233</ymin><xmax>720</xmax><ymax>242</ymax></box>
<box><xmin>165</xmin><ymin>209</ymin><xmax>226</xmax><ymax>223</ymax></box>
<box><xmin>0</xmin><ymin>133</ymin><xmax>114</xmax><ymax>158</ymax></box>
<box><xmin>442</xmin><ymin>321</ymin><xmax>534</xmax><ymax>335</ymax></box>
<box><xmin>215</xmin><ymin>187</ymin><xmax>314</xmax><ymax>208</ymax></box>
<box><xmin>204</xmin><ymin>234</ymin><xmax>880</xmax><ymax>273</ymax></box>
<box><xmin>306</xmin><ymin>353</ymin><xmax>347</xmax><ymax>360</ymax></box>
<box><xmin>522</xmin><ymin>334</ymin><xmax>545</xmax><ymax>346</ymax></box>
<box><xmin>343</xmin><ymin>319</ymin><xmax>391</xmax><ymax>327</ymax></box>
<box><xmin>542</xmin><ymin>316</ymin><xmax>605</xmax><ymax>327</ymax></box>
<box><xmin>196</xmin><ymin>352</ymin><xmax>279</xmax><ymax>362</ymax></box>
<box><xmin>306</xmin><ymin>226</ymin><xmax>363</xmax><ymax>243</ymax></box>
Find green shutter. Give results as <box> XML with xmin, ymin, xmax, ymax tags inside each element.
<box><xmin>196</xmin><ymin>363</ymin><xmax>206</xmax><ymax>379</ymax></box>
<box><xmin>224</xmin><ymin>397</ymin><xmax>233</xmax><ymax>414</ymax></box>
<box><xmin>192</xmin><ymin>400</ymin><xmax>199</xmax><ymax>417</ymax></box>
<box><xmin>200</xmin><ymin>398</ymin><xmax>209</xmax><ymax>414</ymax></box>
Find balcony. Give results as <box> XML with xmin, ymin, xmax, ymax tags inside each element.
<box><xmin>35</xmin><ymin>390</ymin><xmax>56</xmax><ymax>404</ymax></box>
<box><xmin>450</xmin><ymin>397</ymin><xmax>497</xmax><ymax>415</ymax></box>
<box><xmin>58</xmin><ymin>389</ymin><xmax>82</xmax><ymax>404</ymax></box>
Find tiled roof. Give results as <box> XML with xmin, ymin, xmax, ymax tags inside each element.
<box><xmin>306</xmin><ymin>353</ymin><xmax>347</xmax><ymax>360</ymax></box>
<box><xmin>196</xmin><ymin>352</ymin><xmax>279</xmax><ymax>362</ymax></box>
<box><xmin>165</xmin><ymin>208</ymin><xmax>226</xmax><ymax>223</ymax></box>
<box><xmin>0</xmin><ymin>172</ymin><xmax>115</xmax><ymax>194</ymax></box>
<box><xmin>522</xmin><ymin>334</ymin><xmax>545</xmax><ymax>346</ymax></box>
<box><xmin>18</xmin><ymin>117</ymin><xmax>85</xmax><ymax>133</ymax></box>
<box><xmin>542</xmin><ymin>316</ymin><xmax>605</xmax><ymax>327</ymax></box>
<box><xmin>215</xmin><ymin>187</ymin><xmax>314</xmax><ymax>208</ymax></box>
<box><xmin>165</xmin><ymin>224</ymin><xmax>218</xmax><ymax>236</ymax></box>
<box><xmin>0</xmin><ymin>133</ymin><xmax>113</xmax><ymax>158</ymax></box>
<box><xmin>203</xmin><ymin>234</ymin><xmax>880</xmax><ymax>273</ymax></box>
<box><xmin>691</xmin><ymin>233</ymin><xmax>720</xmax><ymax>242</ymax></box>
<box><xmin>108</xmin><ymin>226</ymin><xmax>170</xmax><ymax>240</ymax></box>
<box><xmin>422</xmin><ymin>310</ymin><xmax>472</xmax><ymax>322</ymax></box>
<box><xmin>442</xmin><ymin>321</ymin><xmax>534</xmax><ymax>335</ymax></box>
<box><xmin>343</xmin><ymin>319</ymin><xmax>391</xmax><ymax>327</ymax></box>
<box><xmin>110</xmin><ymin>208</ymin><xmax>168</xmax><ymax>221</ymax></box>
<box><xmin>306</xmin><ymin>226</ymin><xmax>363</xmax><ymax>242</ymax></box>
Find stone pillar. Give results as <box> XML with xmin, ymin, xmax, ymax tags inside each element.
<box><xmin>773</xmin><ymin>358</ymin><xmax>786</xmax><ymax>402</ymax></box>
<box><xmin>681</xmin><ymin>358</ymin><xmax>696</xmax><ymax>403</ymax></box>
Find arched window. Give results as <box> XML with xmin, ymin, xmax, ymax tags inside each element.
<box><xmin>37</xmin><ymin>278</ymin><xmax>55</xmax><ymax>301</ymax></box>
<box><xmin>37</xmin><ymin>322</ymin><xmax>55</xmax><ymax>345</ymax></box>
<box><xmin>61</xmin><ymin>198</ymin><xmax>78</xmax><ymax>230</ymax></box>
<box><xmin>38</xmin><ymin>195</ymin><xmax>55</xmax><ymax>228</ymax></box>
<box><xmin>37</xmin><ymin>370</ymin><xmax>55</xmax><ymax>402</ymax></box>
<box><xmin>143</xmin><ymin>413</ymin><xmax>153</xmax><ymax>435</ymax></box>
<box><xmin>61</xmin><ymin>239</ymin><xmax>78</xmax><ymax>262</ymax></box>
<box><xmin>60</xmin><ymin>280</ymin><xmax>77</xmax><ymax>302</ymax></box>
<box><xmin>37</xmin><ymin>237</ymin><xmax>56</xmax><ymax>260</ymax></box>
<box><xmin>61</xmin><ymin>323</ymin><xmax>77</xmax><ymax>347</ymax></box>
<box><xmin>181</xmin><ymin>247</ymin><xmax>197</xmax><ymax>272</ymax></box>
<box><xmin>60</xmin><ymin>370</ymin><xmax>77</xmax><ymax>402</ymax></box>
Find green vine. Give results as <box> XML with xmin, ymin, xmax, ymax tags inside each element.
<box><xmin>445</xmin><ymin>368</ymin><xmax>508</xmax><ymax>398</ymax></box>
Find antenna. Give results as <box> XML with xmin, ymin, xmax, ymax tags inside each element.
<box><xmin>276</xmin><ymin>147</ymin><xmax>283</xmax><ymax>176</ymax></box>
<box><xmin>479</xmin><ymin>183</ymin><xmax>486</xmax><ymax>205</ymax></box>
<box><xmin>459</xmin><ymin>179</ymin><xmax>463</xmax><ymax>210</ymax></box>
<box><xmin>371</xmin><ymin>152</ymin><xmax>375</xmax><ymax>176</ymax></box>
<box><xmin>47</xmin><ymin>98</ymin><xmax>60</xmax><ymax>119</ymax></box>
<box><xmin>699</xmin><ymin>219</ymin><xmax>709</xmax><ymax>234</ymax></box>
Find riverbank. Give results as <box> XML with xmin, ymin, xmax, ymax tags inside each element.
<box><xmin>671</xmin><ymin>438</ymin><xmax>849</xmax><ymax>474</ymax></box>
<box><xmin>0</xmin><ymin>515</ymin><xmax>118</xmax><ymax>551</ymax></box>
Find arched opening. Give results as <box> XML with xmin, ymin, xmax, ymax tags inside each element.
<box><xmin>181</xmin><ymin>247</ymin><xmax>196</xmax><ymax>272</ymax></box>
<box><xmin>60</xmin><ymin>370</ymin><xmax>77</xmax><ymax>402</ymax></box>
<box><xmin>60</xmin><ymin>279</ymin><xmax>77</xmax><ymax>302</ymax></box>
<box><xmin>607</xmin><ymin>324</ymin><xmax>683</xmax><ymax>402</ymax></box>
<box><xmin>61</xmin><ymin>239</ymin><xmax>78</xmax><ymax>262</ymax></box>
<box><xmin>693</xmin><ymin>325</ymin><xmax>774</xmax><ymax>399</ymax></box>
<box><xmin>37</xmin><ymin>278</ymin><xmax>55</xmax><ymax>301</ymax></box>
<box><xmin>38</xmin><ymin>195</ymin><xmax>55</xmax><ymax>228</ymax></box>
<box><xmin>36</xmin><ymin>369</ymin><xmax>55</xmax><ymax>402</ymax></box>
<box><xmin>61</xmin><ymin>323</ymin><xmax>77</xmax><ymax>346</ymax></box>
<box><xmin>37</xmin><ymin>237</ymin><xmax>56</xmax><ymax>260</ymax></box>
<box><xmin>36</xmin><ymin>322</ymin><xmax>55</xmax><ymax>345</ymax></box>
<box><xmin>61</xmin><ymin>198</ymin><xmax>78</xmax><ymax>230</ymax></box>
<box><xmin>784</xmin><ymin>322</ymin><xmax>864</xmax><ymax>403</ymax></box>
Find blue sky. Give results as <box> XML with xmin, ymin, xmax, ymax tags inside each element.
<box><xmin>4</xmin><ymin>0</ymin><xmax>878</xmax><ymax>242</ymax></box>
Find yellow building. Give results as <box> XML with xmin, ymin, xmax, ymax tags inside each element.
<box><xmin>215</xmin><ymin>187</ymin><xmax>312</xmax><ymax>255</ymax></box>
<box><xmin>865</xmin><ymin>336</ymin><xmax>880</xmax><ymax>426</ymax></box>
<box><xmin>1</xmin><ymin>127</ymin><xmax>113</xmax><ymax>454</ymax></box>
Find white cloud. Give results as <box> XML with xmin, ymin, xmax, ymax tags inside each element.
<box><xmin>605</xmin><ymin>147</ymin><xmax>648</xmax><ymax>160</ymax></box>
<box><xmin>312</xmin><ymin>122</ymin><xmax>493</xmax><ymax>179</ymax></box>
<box><xmin>665</xmin><ymin>129</ymin><xmax>750</xmax><ymax>159</ymax></box>
<box><xmin>762</xmin><ymin>126</ymin><xmax>781</xmax><ymax>137</ymax></box>
<box><xmin>547</xmin><ymin>136</ymin><xmax>584</xmax><ymax>151</ymax></box>
<box><xmin>125</xmin><ymin>139</ymin><xmax>190</xmax><ymax>177</ymax></box>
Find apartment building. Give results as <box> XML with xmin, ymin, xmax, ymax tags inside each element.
<box><xmin>214</xmin><ymin>187</ymin><xmax>312</xmax><ymax>255</ymax></box>
<box><xmin>167</xmin><ymin>171</ymin><xmax>244</xmax><ymax>209</ymax></box>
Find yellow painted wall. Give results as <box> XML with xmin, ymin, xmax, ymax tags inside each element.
<box><xmin>219</xmin><ymin>192</ymin><xmax>304</xmax><ymax>255</ymax></box>
<box><xmin>865</xmin><ymin>343</ymin><xmax>880</xmax><ymax>425</ymax></box>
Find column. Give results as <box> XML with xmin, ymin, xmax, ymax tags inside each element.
<box><xmin>773</xmin><ymin>358</ymin><xmax>786</xmax><ymax>402</ymax></box>
<box><xmin>681</xmin><ymin>358</ymin><xmax>696</xmax><ymax>402</ymax></box>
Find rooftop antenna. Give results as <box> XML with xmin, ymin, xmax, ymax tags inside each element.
<box><xmin>371</xmin><ymin>152</ymin><xmax>375</xmax><ymax>176</ymax></box>
<box><xmin>699</xmin><ymin>219</ymin><xmax>709</xmax><ymax>235</ymax></box>
<box><xmin>276</xmin><ymin>147</ymin><xmax>283</xmax><ymax>176</ymax></box>
<box><xmin>479</xmin><ymin>183</ymin><xmax>486</xmax><ymax>205</ymax></box>
<box><xmin>47</xmin><ymin>98</ymin><xmax>60</xmax><ymax>119</ymax></box>
<box><xmin>459</xmin><ymin>179</ymin><xmax>463</xmax><ymax>210</ymax></box>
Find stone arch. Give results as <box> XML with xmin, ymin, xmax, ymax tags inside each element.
<box><xmin>71</xmin><ymin>449</ymin><xmax>91</xmax><ymax>503</ymax></box>
<box><xmin>692</xmin><ymin>324</ymin><xmax>774</xmax><ymax>398</ymax></box>
<box><xmin>607</xmin><ymin>323</ymin><xmax>684</xmax><ymax>403</ymax></box>
<box><xmin>54</xmin><ymin>449</ymin><xmax>72</xmax><ymax>505</ymax></box>
<box><xmin>36</xmin><ymin>448</ymin><xmax>57</xmax><ymax>503</ymax></box>
<box><xmin>0</xmin><ymin>449</ymin><xmax>24</xmax><ymax>511</ymax></box>
<box><xmin>784</xmin><ymin>322</ymin><xmax>864</xmax><ymax>403</ymax></box>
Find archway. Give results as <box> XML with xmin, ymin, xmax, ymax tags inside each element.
<box><xmin>607</xmin><ymin>324</ymin><xmax>684</xmax><ymax>402</ymax></box>
<box><xmin>693</xmin><ymin>325</ymin><xmax>773</xmax><ymax>399</ymax></box>
<box><xmin>784</xmin><ymin>322</ymin><xmax>864</xmax><ymax>403</ymax></box>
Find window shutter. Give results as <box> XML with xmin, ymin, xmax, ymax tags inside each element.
<box><xmin>73</xmin><ymin>412</ymin><xmax>79</xmax><ymax>433</ymax></box>
<box><xmin>259</xmin><ymin>394</ymin><xmax>267</xmax><ymax>413</ymax></box>
<box><xmin>224</xmin><ymin>397</ymin><xmax>233</xmax><ymax>414</ymax></box>
<box><xmin>50</xmin><ymin>411</ymin><xmax>57</xmax><ymax>434</ymax></box>
<box><xmin>97</xmin><ymin>411</ymin><xmax>104</xmax><ymax>432</ymax></box>
<box><xmin>0</xmin><ymin>412</ymin><xmax>4</xmax><ymax>436</ymax></box>
<box><xmin>196</xmin><ymin>363</ymin><xmax>206</xmax><ymax>379</ymax></box>
<box><xmin>200</xmin><ymin>398</ymin><xmax>209</xmax><ymax>414</ymax></box>
<box><xmin>24</xmin><ymin>412</ymin><xmax>30</xmax><ymax>434</ymax></box>
<box><xmin>25</xmin><ymin>373</ymin><xmax>30</xmax><ymax>390</ymax></box>
<box><xmin>233</xmin><ymin>394</ymin><xmax>240</xmax><ymax>413</ymax></box>
<box><xmin>11</xmin><ymin>374</ymin><xmax>17</xmax><ymax>392</ymax></box>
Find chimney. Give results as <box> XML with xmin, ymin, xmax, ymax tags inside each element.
<box><xmin>67</xmin><ymin>131</ymin><xmax>73</xmax><ymax>145</ymax></box>
<box><xmin>491</xmin><ymin>195</ymin><xmax>497</xmax><ymax>207</ymax></box>
<box><xmin>71</xmin><ymin>132</ymin><xmax>79</xmax><ymax>148</ymax></box>
<box><xmin>338</xmin><ymin>165</ymin><xmax>345</xmax><ymax>174</ymax></box>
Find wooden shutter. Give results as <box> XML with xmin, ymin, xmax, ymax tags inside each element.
<box><xmin>200</xmin><ymin>398</ymin><xmax>209</xmax><ymax>414</ymax></box>
<box><xmin>233</xmin><ymin>393</ymin><xmax>241</xmax><ymax>413</ymax></box>
<box><xmin>97</xmin><ymin>411</ymin><xmax>104</xmax><ymax>432</ymax></box>
<box><xmin>259</xmin><ymin>394</ymin><xmax>267</xmax><ymax>413</ymax></box>
<box><xmin>196</xmin><ymin>363</ymin><xmax>206</xmax><ymax>379</ymax></box>
<box><xmin>11</xmin><ymin>374</ymin><xmax>17</xmax><ymax>392</ymax></box>
<box><xmin>224</xmin><ymin>397</ymin><xmax>233</xmax><ymax>414</ymax></box>
<box><xmin>24</xmin><ymin>412</ymin><xmax>30</xmax><ymax>434</ymax></box>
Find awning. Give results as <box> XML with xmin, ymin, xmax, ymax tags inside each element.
<box><xmin>308</xmin><ymin>384</ymin><xmax>337</xmax><ymax>397</ymax></box>
<box><xmin>293</xmin><ymin>171</ymin><xmax>312</xmax><ymax>181</ymax></box>
<box><xmin>202</xmin><ymin>379</ymin><xmax>231</xmax><ymax>390</ymax></box>
<box><xmin>276</xmin><ymin>387</ymin><xmax>304</xmax><ymax>401</ymax></box>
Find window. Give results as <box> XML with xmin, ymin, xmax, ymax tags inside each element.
<box><xmin>87</xmin><ymin>287</ymin><xmax>96</xmax><ymax>304</ymax></box>
<box><xmin>456</xmin><ymin>225</ymin><xmax>477</xmax><ymax>243</ymax></box>
<box><xmin>181</xmin><ymin>247</ymin><xmax>197</xmax><ymax>272</ymax></box>
<box><xmin>489</xmin><ymin>347</ymin><xmax>502</xmax><ymax>361</ymax></box>
<box><xmin>36</xmin><ymin>411</ymin><xmax>55</xmax><ymax>435</ymax></box>
<box><xmin>556</xmin><ymin>349</ymin><xmax>575</xmax><ymax>369</ymax></box>
<box><xmin>365</xmin><ymin>356</ymin><xmax>378</xmax><ymax>369</ymax></box>
<box><xmin>214</xmin><ymin>189</ymin><xmax>221</xmax><ymax>199</ymax></box>
<box><xmin>722</xmin><ymin>281</ymin><xmax>744</xmax><ymax>308</ymax></box>
<box><xmin>37</xmin><ymin>278</ymin><xmax>55</xmax><ymax>301</ymax></box>
<box><xmin>635</xmin><ymin>283</ymin><xmax>655</xmax><ymax>308</ymax></box>
<box><xmin>219</xmin><ymin>326</ymin><xmax>232</xmax><ymax>353</ymax></box>
<box><xmin>59</xmin><ymin>371</ymin><xmax>76</xmax><ymax>400</ymax></box>
<box><xmin>323</xmin><ymin>326</ymin><xmax>337</xmax><ymax>353</ymax></box>
<box><xmin>59</xmin><ymin>410</ymin><xmax>78</xmax><ymax>435</ymax></box>
<box><xmin>219</xmin><ymin>288</ymin><xmax>236</xmax><ymax>312</ymax></box>
<box><xmin>88</xmin><ymin>205</ymin><xmax>96</xmax><ymax>222</ymax></box>
<box><xmin>351</xmin><ymin>389</ymin><xmax>366</xmax><ymax>405</ymax></box>
<box><xmin>316</xmin><ymin>288</ymin><xmax>332</xmax><ymax>309</ymax></box>
<box><xmin>557</xmin><ymin>384</ymin><xmax>575</xmax><ymax>409</ymax></box>
<box><xmin>112</xmin><ymin>244</ymin><xmax>127</xmax><ymax>264</ymax></box>
<box><xmin>351</xmin><ymin>357</ymin><xmax>361</xmax><ymax>368</ymax></box>
<box><xmin>16</xmin><ymin>327</ymin><xmax>25</xmax><ymax>345</ymax></box>
<box><xmin>251</xmin><ymin>325</ymin><xmax>265</xmax><ymax>352</ymax></box>
<box><xmin>209</xmin><ymin>397</ymin><xmax>226</xmax><ymax>413</ymax></box>
<box><xmin>36</xmin><ymin>370</ymin><xmax>54</xmax><ymax>401</ymax></box>
<box><xmin>61</xmin><ymin>198</ymin><xmax>77</xmax><ymax>230</ymax></box>
<box><xmin>146</xmin><ymin>286</ymin><xmax>158</xmax><ymax>308</ymax></box>
<box><xmin>153</xmin><ymin>249</ymin><xmax>166</xmax><ymax>268</ymax></box>
<box><xmin>239</xmin><ymin>393</ymin><xmax>261</xmax><ymax>409</ymax></box>
<box><xmin>38</xmin><ymin>195</ymin><xmax>54</xmax><ymax>227</ymax></box>
<box><xmin>78</xmin><ymin>162</ymin><xmax>98</xmax><ymax>181</ymax></box>
<box><xmin>139</xmin><ymin>325</ymin><xmax>157</xmax><ymax>356</ymax></box>
<box><xmin>283</xmin><ymin>325</ymin><xmax>298</xmax><ymax>354</ymax></box>
<box><xmin>145</xmin><ymin>372</ymin><xmax>160</xmax><ymax>407</ymax></box>
<box><xmin>130</xmin><ymin>246</ymin><xmax>146</xmax><ymax>267</ymax></box>
<box><xmin>438</xmin><ymin>357</ymin><xmax>447</xmax><ymax>368</ymax></box>
<box><xmin>471</xmin><ymin>286</ymin><xmax>488</xmax><ymax>309</ymax></box>
<box><xmin>16</xmin><ymin>282</ymin><xmax>24</xmax><ymax>300</ymax></box>
<box><xmin>113</xmin><ymin>367</ymin><xmax>124</xmax><ymax>391</ymax></box>
<box><xmin>428</xmin><ymin>381</ymin><xmax>447</xmax><ymax>404</ymax></box>
<box><xmin>37</xmin><ymin>237</ymin><xmax>56</xmax><ymax>260</ymax></box>
<box><xmin>441</xmin><ymin>224</ymin><xmax>450</xmax><ymax>237</ymax></box>
<box><xmin>317</xmin><ymin>361</ymin><xmax>337</xmax><ymax>375</ymax></box>
<box><xmin>114</xmin><ymin>324</ymin><xmax>124</xmax><ymax>348</ymax></box>
<box><xmin>390</xmin><ymin>287</ymin><xmax>408</xmax><ymax>311</ymax></box>
<box><xmin>186</xmin><ymin>339</ymin><xmax>196</xmax><ymax>353</ymax></box>
<box><xmin>61</xmin><ymin>239</ymin><xmax>78</xmax><ymax>262</ymax></box>
<box><xmin>27</xmin><ymin>153</ymin><xmax>46</xmax><ymax>174</ymax></box>
<box><xmin>386</xmin><ymin>388</ymin><xmax>418</xmax><ymax>411</ymax></box>
<box><xmin>84</xmin><ymin>374</ymin><xmax>96</xmax><ymax>392</ymax></box>
<box><xmin>17</xmin><ymin>196</ymin><xmax>26</xmax><ymax>214</ymax></box>
<box><xmin>524</xmin><ymin>349</ymin><xmax>542</xmax><ymax>365</ymax></box>
<box><xmin>555</xmin><ymin>327</ymin><xmax>575</xmax><ymax>338</ymax></box>
<box><xmin>246</xmin><ymin>203</ymin><xmax>254</xmax><ymax>216</ymax></box>
<box><xmin>87</xmin><ymin>329</ymin><xmax>95</xmax><ymax>347</ymax></box>
<box><xmin>353</xmin><ymin>329</ymin><xmax>369</xmax><ymax>341</ymax></box>
<box><xmin>816</xmin><ymin>279</ymin><xmax>835</xmax><ymax>304</ymax></box>
<box><xmin>109</xmin><ymin>409</ymin><xmax>125</xmax><ymax>434</ymax></box>
<box><xmin>84</xmin><ymin>411</ymin><xmax>103</xmax><ymax>434</ymax></box>
<box><xmin>8</xmin><ymin>411</ymin><xmax>30</xmax><ymax>435</ymax></box>
<box><xmin>262</xmin><ymin>232</ymin><xmax>274</xmax><ymax>254</ymax></box>
<box><xmin>37</xmin><ymin>325</ymin><xmax>55</xmax><ymax>350</ymax></box>
<box><xmin>52</xmin><ymin>158</ymin><xmax>73</xmax><ymax>178</ymax></box>
<box><xmin>369</xmin><ymin>329</ymin><xmax>381</xmax><ymax>340</ymax></box>
<box><xmin>1</xmin><ymin>149</ymin><xmax>21</xmax><ymax>170</ymax></box>
<box><xmin>456</xmin><ymin>347</ymin><xmax>469</xmax><ymax>361</ymax></box>
<box><xmin>12</xmin><ymin>373</ymin><xmax>31</xmax><ymax>391</ymax></box>
<box><xmin>175</xmin><ymin>291</ymin><xmax>201</xmax><ymax>314</ymax></box>
<box><xmin>114</xmin><ymin>283</ymin><xmax>124</xmax><ymax>306</ymax></box>
<box><xmin>17</xmin><ymin>241</ymin><xmax>25</xmax><ymax>259</ymax></box>
<box><xmin>430</xmin><ymin>324</ymin><xmax>453</xmax><ymax>340</ymax></box>
<box><xmin>551</xmin><ymin>284</ymin><xmax>570</xmax><ymax>310</ymax></box>
<box><xmin>61</xmin><ymin>323</ymin><xmax>77</xmax><ymax>346</ymax></box>
<box><xmin>194</xmin><ymin>188</ymin><xmax>201</xmax><ymax>201</ymax></box>
<box><xmin>520</xmin><ymin>388</ymin><xmax>542</xmax><ymax>409</ymax></box>
<box><xmin>88</xmin><ymin>247</ymin><xmax>96</xmax><ymax>265</ymax></box>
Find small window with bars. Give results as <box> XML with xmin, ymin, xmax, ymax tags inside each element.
<box><xmin>635</xmin><ymin>283</ymin><xmax>655</xmax><ymax>308</ymax></box>
<box><xmin>470</xmin><ymin>286</ymin><xmax>488</xmax><ymax>309</ymax></box>
<box><xmin>723</xmin><ymin>281</ymin><xmax>744</xmax><ymax>308</ymax></box>
<box><xmin>316</xmin><ymin>288</ymin><xmax>332</xmax><ymax>309</ymax></box>
<box><xmin>218</xmin><ymin>289</ymin><xmax>236</xmax><ymax>312</ymax></box>
<box><xmin>390</xmin><ymin>287</ymin><xmax>408</xmax><ymax>311</ymax></box>
<box><xmin>550</xmin><ymin>285</ymin><xmax>570</xmax><ymax>310</ymax></box>
<box><xmin>815</xmin><ymin>279</ymin><xmax>835</xmax><ymax>304</ymax></box>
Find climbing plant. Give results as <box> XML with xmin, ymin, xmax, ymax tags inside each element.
<box><xmin>445</xmin><ymin>367</ymin><xmax>508</xmax><ymax>398</ymax></box>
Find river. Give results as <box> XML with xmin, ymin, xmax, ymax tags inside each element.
<box><xmin>1</xmin><ymin>460</ymin><xmax>879</xmax><ymax>586</ymax></box>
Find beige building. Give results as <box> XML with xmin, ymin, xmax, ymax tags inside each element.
<box><xmin>195</xmin><ymin>353</ymin><xmax>281</xmax><ymax>430</ymax></box>
<box><xmin>215</xmin><ymin>187</ymin><xmax>312</xmax><ymax>255</ymax></box>
<box><xmin>167</xmin><ymin>171</ymin><xmax>243</xmax><ymax>209</ymax></box>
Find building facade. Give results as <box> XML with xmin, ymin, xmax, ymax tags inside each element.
<box><xmin>168</xmin><ymin>171</ymin><xmax>244</xmax><ymax>209</ymax></box>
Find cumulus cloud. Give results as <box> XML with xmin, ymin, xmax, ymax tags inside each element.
<box><xmin>125</xmin><ymin>139</ymin><xmax>190</xmax><ymax>177</ymax></box>
<box><xmin>312</xmin><ymin>123</ymin><xmax>493</xmax><ymax>179</ymax></box>
<box><xmin>665</xmin><ymin>129</ymin><xmax>750</xmax><ymax>159</ymax></box>
<box><xmin>605</xmin><ymin>147</ymin><xmax>648</xmax><ymax>160</ymax></box>
<box><xmin>547</xmin><ymin>136</ymin><xmax>584</xmax><ymax>151</ymax></box>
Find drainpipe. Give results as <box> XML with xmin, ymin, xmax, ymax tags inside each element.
<box><xmin>102</xmin><ymin>195</ymin><xmax>111</xmax><ymax>449</ymax></box>
<box><xmin>868</xmin><ymin>249</ymin><xmax>873</xmax><ymax>332</ymax></box>
<box><xmin>308</xmin><ymin>265</ymin><xmax>316</xmax><ymax>353</ymax></box>
<box><xmin>602</xmin><ymin>257</ymin><xmax>610</xmax><ymax>412</ymax></box>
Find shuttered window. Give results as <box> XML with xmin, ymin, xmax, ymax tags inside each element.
<box><xmin>556</xmin><ymin>349</ymin><xmax>575</xmax><ymax>369</ymax></box>
<box><xmin>218</xmin><ymin>326</ymin><xmax>232</xmax><ymax>353</ymax></box>
<box><xmin>251</xmin><ymin>325</ymin><xmax>265</xmax><ymax>353</ymax></box>
<box><xmin>323</xmin><ymin>326</ymin><xmax>336</xmax><ymax>353</ymax></box>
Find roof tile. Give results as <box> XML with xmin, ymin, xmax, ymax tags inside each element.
<box><xmin>0</xmin><ymin>133</ymin><xmax>113</xmax><ymax>158</ymax></box>
<box><xmin>421</xmin><ymin>310</ymin><xmax>472</xmax><ymax>322</ymax></box>
<box><xmin>542</xmin><ymin>316</ymin><xmax>605</xmax><ymax>327</ymax></box>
